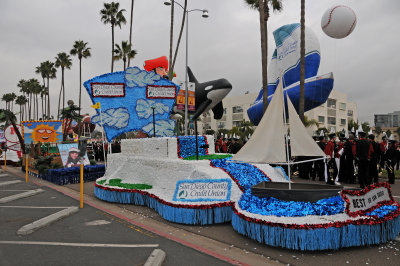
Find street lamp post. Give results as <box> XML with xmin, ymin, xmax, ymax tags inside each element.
<box><xmin>164</xmin><ymin>0</ymin><xmax>208</xmax><ymax>135</ymax></box>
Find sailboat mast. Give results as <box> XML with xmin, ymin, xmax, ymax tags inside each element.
<box><xmin>282</xmin><ymin>90</ymin><xmax>292</xmax><ymax>190</ymax></box>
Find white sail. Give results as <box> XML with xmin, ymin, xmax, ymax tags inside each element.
<box><xmin>232</xmin><ymin>80</ymin><xmax>286</xmax><ymax>163</ymax></box>
<box><xmin>287</xmin><ymin>94</ymin><xmax>325</xmax><ymax>157</ymax></box>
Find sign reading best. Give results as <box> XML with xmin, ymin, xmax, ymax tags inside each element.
<box><xmin>341</xmin><ymin>183</ymin><xmax>395</xmax><ymax>216</ymax></box>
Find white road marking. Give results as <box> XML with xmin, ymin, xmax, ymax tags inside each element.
<box><xmin>0</xmin><ymin>190</ymin><xmax>31</xmax><ymax>191</ymax></box>
<box><xmin>0</xmin><ymin>206</ymin><xmax>69</xmax><ymax>209</ymax></box>
<box><xmin>0</xmin><ymin>180</ymin><xmax>22</xmax><ymax>186</ymax></box>
<box><xmin>85</xmin><ymin>220</ymin><xmax>112</xmax><ymax>226</ymax></box>
<box><xmin>0</xmin><ymin>189</ymin><xmax>44</xmax><ymax>203</ymax></box>
<box><xmin>17</xmin><ymin>206</ymin><xmax>79</xmax><ymax>235</ymax></box>
<box><xmin>0</xmin><ymin>241</ymin><xmax>159</xmax><ymax>248</ymax></box>
<box><xmin>0</xmin><ymin>174</ymin><xmax>9</xmax><ymax>177</ymax></box>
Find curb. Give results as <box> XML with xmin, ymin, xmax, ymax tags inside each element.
<box><xmin>144</xmin><ymin>249</ymin><xmax>166</xmax><ymax>266</ymax></box>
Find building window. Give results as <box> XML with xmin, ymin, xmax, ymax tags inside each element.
<box><xmin>327</xmin><ymin>99</ymin><xmax>336</xmax><ymax>109</ymax></box>
<box><xmin>217</xmin><ymin>122</ymin><xmax>225</xmax><ymax>129</ymax></box>
<box><xmin>328</xmin><ymin>117</ymin><xmax>336</xmax><ymax>125</ymax></box>
<box><xmin>340</xmin><ymin>119</ymin><xmax>346</xmax><ymax>125</ymax></box>
<box><xmin>347</xmin><ymin>110</ymin><xmax>353</xmax><ymax>117</ymax></box>
<box><xmin>233</xmin><ymin>121</ymin><xmax>241</xmax><ymax>127</ymax></box>
<box><xmin>223</xmin><ymin>108</ymin><xmax>227</xmax><ymax>114</ymax></box>
<box><xmin>340</xmin><ymin>103</ymin><xmax>346</xmax><ymax>110</ymax></box>
<box><xmin>232</xmin><ymin>106</ymin><xmax>243</xmax><ymax>113</ymax></box>
<box><xmin>318</xmin><ymin>116</ymin><xmax>325</xmax><ymax>123</ymax></box>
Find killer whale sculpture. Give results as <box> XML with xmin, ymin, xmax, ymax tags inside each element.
<box><xmin>187</xmin><ymin>67</ymin><xmax>232</xmax><ymax>121</ymax></box>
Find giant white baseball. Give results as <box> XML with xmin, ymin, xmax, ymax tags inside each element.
<box><xmin>321</xmin><ymin>5</ymin><xmax>357</xmax><ymax>39</ymax></box>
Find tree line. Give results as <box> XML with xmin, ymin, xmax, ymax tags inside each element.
<box><xmin>1</xmin><ymin>1</ymin><xmax>137</xmax><ymax>123</ymax></box>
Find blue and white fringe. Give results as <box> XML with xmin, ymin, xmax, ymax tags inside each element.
<box><xmin>94</xmin><ymin>187</ymin><xmax>232</xmax><ymax>225</ymax></box>
<box><xmin>231</xmin><ymin>212</ymin><xmax>400</xmax><ymax>250</ymax></box>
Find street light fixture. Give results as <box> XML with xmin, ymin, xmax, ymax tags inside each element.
<box><xmin>164</xmin><ymin>0</ymin><xmax>209</xmax><ymax>135</ymax></box>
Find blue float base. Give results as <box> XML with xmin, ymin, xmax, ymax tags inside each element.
<box><xmin>231</xmin><ymin>212</ymin><xmax>400</xmax><ymax>251</ymax></box>
<box><xmin>94</xmin><ymin>186</ymin><xmax>232</xmax><ymax>225</ymax></box>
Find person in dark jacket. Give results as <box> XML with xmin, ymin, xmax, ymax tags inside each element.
<box><xmin>368</xmin><ymin>134</ymin><xmax>380</xmax><ymax>183</ymax></box>
<box><xmin>356</xmin><ymin>130</ymin><xmax>373</xmax><ymax>188</ymax></box>
<box><xmin>385</xmin><ymin>139</ymin><xmax>397</xmax><ymax>184</ymax></box>
<box><xmin>316</xmin><ymin>132</ymin><xmax>327</xmax><ymax>181</ymax></box>
<box><xmin>343</xmin><ymin>133</ymin><xmax>356</xmax><ymax>184</ymax></box>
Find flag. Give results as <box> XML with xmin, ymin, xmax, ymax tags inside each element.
<box><xmin>91</xmin><ymin>102</ymin><xmax>101</xmax><ymax>109</ymax></box>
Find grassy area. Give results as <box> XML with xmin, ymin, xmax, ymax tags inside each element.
<box><xmin>380</xmin><ymin>169</ymin><xmax>400</xmax><ymax>179</ymax></box>
<box><xmin>184</xmin><ymin>154</ymin><xmax>232</xmax><ymax>160</ymax></box>
<box><xmin>97</xmin><ymin>179</ymin><xmax>152</xmax><ymax>189</ymax></box>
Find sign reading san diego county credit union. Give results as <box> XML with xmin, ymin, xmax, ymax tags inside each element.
<box><xmin>173</xmin><ymin>179</ymin><xmax>232</xmax><ymax>202</ymax></box>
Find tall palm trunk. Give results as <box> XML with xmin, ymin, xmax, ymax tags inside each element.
<box><xmin>28</xmin><ymin>94</ymin><xmax>32</xmax><ymax>119</ymax></box>
<box><xmin>299</xmin><ymin>0</ymin><xmax>306</xmax><ymax>122</ymax></box>
<box><xmin>171</xmin><ymin>0</ymin><xmax>187</xmax><ymax>74</ymax></box>
<box><xmin>259</xmin><ymin>0</ymin><xmax>269</xmax><ymax>114</ymax></box>
<box><xmin>79</xmin><ymin>58</ymin><xmax>82</xmax><ymax>115</ymax></box>
<box><xmin>57</xmin><ymin>68</ymin><xmax>64</xmax><ymax>119</ymax></box>
<box><xmin>123</xmin><ymin>58</ymin><xmax>126</xmax><ymax>71</ymax></box>
<box><xmin>128</xmin><ymin>0</ymin><xmax>134</xmax><ymax>68</ymax></box>
<box><xmin>41</xmin><ymin>97</ymin><xmax>44</xmax><ymax>119</ymax></box>
<box><xmin>36</xmin><ymin>94</ymin><xmax>39</xmax><ymax>120</ymax></box>
<box><xmin>111</xmin><ymin>24</ymin><xmax>115</xmax><ymax>72</ymax></box>
<box><xmin>47</xmin><ymin>77</ymin><xmax>50</xmax><ymax>119</ymax></box>
<box><xmin>168</xmin><ymin>0</ymin><xmax>174</xmax><ymax>80</ymax></box>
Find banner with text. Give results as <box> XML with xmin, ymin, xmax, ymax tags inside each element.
<box><xmin>173</xmin><ymin>179</ymin><xmax>231</xmax><ymax>202</ymax></box>
<box><xmin>341</xmin><ymin>182</ymin><xmax>395</xmax><ymax>217</ymax></box>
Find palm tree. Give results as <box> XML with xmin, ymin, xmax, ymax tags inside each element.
<box><xmin>113</xmin><ymin>40</ymin><xmax>137</xmax><ymax>70</ymax></box>
<box><xmin>245</xmin><ymin>0</ymin><xmax>283</xmax><ymax>114</ymax></box>
<box><xmin>42</xmin><ymin>61</ymin><xmax>57</xmax><ymax>118</ymax></box>
<box><xmin>26</xmin><ymin>78</ymin><xmax>41</xmax><ymax>120</ymax></box>
<box><xmin>302</xmin><ymin>115</ymin><xmax>319</xmax><ymax>128</ymax></box>
<box><xmin>9</xmin><ymin>92</ymin><xmax>17</xmax><ymax>112</ymax></box>
<box><xmin>70</xmin><ymin>40</ymin><xmax>91</xmax><ymax>116</ymax></box>
<box><xmin>128</xmin><ymin>0</ymin><xmax>135</xmax><ymax>68</ymax></box>
<box><xmin>0</xmin><ymin>109</ymin><xmax>26</xmax><ymax>154</ymax></box>
<box><xmin>15</xmin><ymin>95</ymin><xmax>28</xmax><ymax>122</ymax></box>
<box><xmin>35</xmin><ymin>63</ymin><xmax>47</xmax><ymax>116</ymax></box>
<box><xmin>55</xmin><ymin>52</ymin><xmax>72</xmax><ymax>119</ymax></box>
<box><xmin>60</xmin><ymin>103</ymin><xmax>81</xmax><ymax>141</ymax></box>
<box><xmin>170</xmin><ymin>0</ymin><xmax>187</xmax><ymax>80</ymax></box>
<box><xmin>167</xmin><ymin>0</ymin><xmax>175</xmax><ymax>80</ymax></box>
<box><xmin>40</xmin><ymin>85</ymin><xmax>47</xmax><ymax>119</ymax></box>
<box><xmin>362</xmin><ymin>122</ymin><xmax>370</xmax><ymax>133</ymax></box>
<box><xmin>1</xmin><ymin>94</ymin><xmax>11</xmax><ymax>110</ymax></box>
<box><xmin>374</xmin><ymin>126</ymin><xmax>382</xmax><ymax>136</ymax></box>
<box><xmin>17</xmin><ymin>79</ymin><xmax>29</xmax><ymax>116</ymax></box>
<box><xmin>348</xmin><ymin>119</ymin><xmax>359</xmax><ymax>132</ymax></box>
<box><xmin>299</xmin><ymin>0</ymin><xmax>306</xmax><ymax>122</ymax></box>
<box><xmin>100</xmin><ymin>2</ymin><xmax>127</xmax><ymax>73</ymax></box>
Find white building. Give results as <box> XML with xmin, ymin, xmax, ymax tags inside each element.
<box><xmin>305</xmin><ymin>90</ymin><xmax>358</xmax><ymax>133</ymax></box>
<box><xmin>199</xmin><ymin>90</ymin><xmax>357</xmax><ymax>134</ymax></box>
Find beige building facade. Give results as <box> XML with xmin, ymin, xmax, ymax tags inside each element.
<box><xmin>199</xmin><ymin>90</ymin><xmax>357</xmax><ymax>134</ymax></box>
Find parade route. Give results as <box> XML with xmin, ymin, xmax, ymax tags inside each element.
<box><xmin>1</xmin><ymin>167</ymin><xmax>277</xmax><ymax>266</ymax></box>
<box><xmin>1</xmin><ymin>166</ymin><xmax>398</xmax><ymax>265</ymax></box>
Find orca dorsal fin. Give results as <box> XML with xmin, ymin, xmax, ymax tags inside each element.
<box><xmin>187</xmin><ymin>66</ymin><xmax>199</xmax><ymax>84</ymax></box>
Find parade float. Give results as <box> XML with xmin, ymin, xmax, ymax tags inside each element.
<box><xmin>84</xmin><ymin>16</ymin><xmax>399</xmax><ymax>249</ymax></box>
<box><xmin>247</xmin><ymin>23</ymin><xmax>334</xmax><ymax>126</ymax></box>
<box><xmin>19</xmin><ymin>119</ymin><xmax>104</xmax><ymax>185</ymax></box>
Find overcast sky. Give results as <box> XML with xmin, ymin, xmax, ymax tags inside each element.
<box><xmin>1</xmin><ymin>0</ymin><xmax>399</xmax><ymax>124</ymax></box>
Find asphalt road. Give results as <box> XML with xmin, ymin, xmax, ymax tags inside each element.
<box><xmin>0</xmin><ymin>169</ymin><xmax>236</xmax><ymax>266</ymax></box>
<box><xmin>3</xmin><ymin>166</ymin><xmax>400</xmax><ymax>266</ymax></box>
